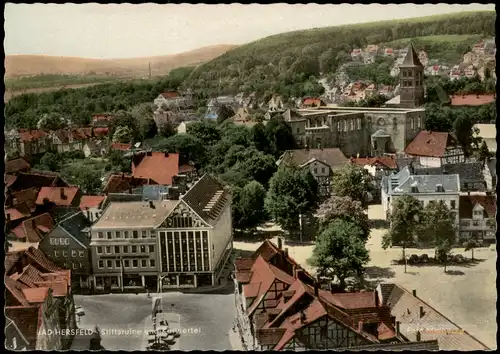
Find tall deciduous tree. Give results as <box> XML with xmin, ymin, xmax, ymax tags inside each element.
<box><xmin>420</xmin><ymin>200</ymin><xmax>457</xmax><ymax>248</ymax></box>
<box><xmin>155</xmin><ymin>134</ymin><xmax>206</xmax><ymax>166</ymax></box>
<box><xmin>382</xmin><ymin>195</ymin><xmax>424</xmax><ymax>272</ymax></box>
<box><xmin>307</xmin><ymin>219</ymin><xmax>370</xmax><ymax>291</ymax></box>
<box><xmin>265</xmin><ymin>166</ymin><xmax>318</xmax><ymax>232</ymax></box>
<box><xmin>265</xmin><ymin>118</ymin><xmax>297</xmax><ymax>157</ymax></box>
<box><xmin>112</xmin><ymin>126</ymin><xmax>133</xmax><ymax>143</ymax></box>
<box><xmin>232</xmin><ymin>181</ymin><xmax>268</xmax><ymax>230</ymax></box>
<box><xmin>186</xmin><ymin>120</ymin><xmax>221</xmax><ymax>146</ymax></box>
<box><xmin>316</xmin><ymin>195</ymin><xmax>370</xmax><ymax>242</ymax></box>
<box><xmin>330</xmin><ymin>164</ymin><xmax>374</xmax><ymax>209</ymax></box>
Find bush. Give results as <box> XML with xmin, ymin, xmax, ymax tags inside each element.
<box><xmin>408</xmin><ymin>254</ymin><xmax>420</xmax><ymax>264</ymax></box>
<box><xmin>419</xmin><ymin>254</ymin><xmax>430</xmax><ymax>263</ymax></box>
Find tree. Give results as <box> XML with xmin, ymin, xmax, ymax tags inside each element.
<box><xmin>473</xmin><ymin>140</ymin><xmax>493</xmax><ymax>167</ymax></box>
<box><xmin>37</xmin><ymin>113</ymin><xmax>67</xmax><ymax>131</ymax></box>
<box><xmin>419</xmin><ymin>200</ymin><xmax>456</xmax><ymax>247</ymax></box>
<box><xmin>316</xmin><ymin>195</ymin><xmax>370</xmax><ymax>242</ymax></box>
<box><xmin>330</xmin><ymin>164</ymin><xmax>374</xmax><ymax>209</ymax></box>
<box><xmin>157</xmin><ymin>120</ymin><xmax>176</xmax><ymax>138</ymax></box>
<box><xmin>453</xmin><ymin>113</ymin><xmax>477</xmax><ymax>157</ymax></box>
<box><xmin>105</xmin><ymin>150</ymin><xmax>131</xmax><ymax>173</ymax></box>
<box><xmin>251</xmin><ymin>122</ymin><xmax>271</xmax><ymax>154</ymax></box>
<box><xmin>216</xmin><ymin>104</ymin><xmax>235</xmax><ymax>125</ymax></box>
<box><xmin>307</xmin><ymin>219</ymin><xmax>370</xmax><ymax>291</ymax></box>
<box><xmin>265</xmin><ymin>166</ymin><xmax>318</xmax><ymax>232</ymax></box>
<box><xmin>112</xmin><ymin>126</ymin><xmax>133</xmax><ymax>143</ymax></box>
<box><xmin>463</xmin><ymin>237</ymin><xmax>481</xmax><ymax>261</ymax></box>
<box><xmin>436</xmin><ymin>241</ymin><xmax>452</xmax><ymax>273</ymax></box>
<box><xmin>381</xmin><ymin>195</ymin><xmax>424</xmax><ymax>273</ymax></box>
<box><xmin>232</xmin><ymin>181</ymin><xmax>268</xmax><ymax>230</ymax></box>
<box><xmin>155</xmin><ymin>134</ymin><xmax>206</xmax><ymax>166</ymax></box>
<box><xmin>265</xmin><ymin>118</ymin><xmax>297</xmax><ymax>157</ymax></box>
<box><xmin>186</xmin><ymin>120</ymin><xmax>221</xmax><ymax>146</ymax></box>
<box><xmin>61</xmin><ymin>165</ymin><xmax>103</xmax><ymax>194</ymax></box>
<box><xmin>38</xmin><ymin>152</ymin><xmax>61</xmax><ymax>172</ymax></box>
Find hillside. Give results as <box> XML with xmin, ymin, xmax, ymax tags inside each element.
<box><xmin>5</xmin><ymin>44</ymin><xmax>236</xmax><ymax>79</ymax></box>
<box><xmin>182</xmin><ymin>11</ymin><xmax>495</xmax><ymax>98</ymax></box>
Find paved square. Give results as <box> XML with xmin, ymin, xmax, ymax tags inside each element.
<box><xmin>73</xmin><ymin>291</ymin><xmax>237</xmax><ymax>350</ymax></box>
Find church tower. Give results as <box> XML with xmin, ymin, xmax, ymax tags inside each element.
<box><xmin>399</xmin><ymin>43</ymin><xmax>425</xmax><ymax>108</ymax></box>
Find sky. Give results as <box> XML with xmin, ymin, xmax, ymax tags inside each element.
<box><xmin>4</xmin><ymin>3</ymin><xmax>495</xmax><ymax>59</ymax></box>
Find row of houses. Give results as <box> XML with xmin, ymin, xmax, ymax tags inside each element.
<box><xmin>233</xmin><ymin>239</ymin><xmax>489</xmax><ymax>351</ymax></box>
<box><xmin>5</xmin><ymin>247</ymin><xmax>77</xmax><ymax>350</ymax></box>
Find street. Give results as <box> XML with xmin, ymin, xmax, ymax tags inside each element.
<box><xmin>73</xmin><ymin>291</ymin><xmax>237</xmax><ymax>350</ymax></box>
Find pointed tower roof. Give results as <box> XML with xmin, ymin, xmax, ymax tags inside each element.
<box><xmin>400</xmin><ymin>42</ymin><xmax>423</xmax><ymax>67</ymax></box>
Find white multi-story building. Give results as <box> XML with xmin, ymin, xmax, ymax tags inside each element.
<box><xmin>89</xmin><ymin>174</ymin><xmax>233</xmax><ymax>292</ymax></box>
<box><xmin>382</xmin><ymin>166</ymin><xmax>461</xmax><ymax>233</ymax></box>
<box><xmin>458</xmin><ymin>195</ymin><xmax>496</xmax><ymax>244</ymax></box>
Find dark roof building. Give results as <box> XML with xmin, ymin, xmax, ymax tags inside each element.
<box><xmin>277</xmin><ymin>148</ymin><xmax>349</xmax><ymax>171</ymax></box>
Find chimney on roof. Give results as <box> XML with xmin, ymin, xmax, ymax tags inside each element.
<box><xmin>147</xmin><ymin>151</ymin><xmax>152</xmax><ymax>156</ymax></box>
<box><xmin>164</xmin><ymin>152</ymin><xmax>169</xmax><ymax>158</ymax></box>
<box><xmin>396</xmin><ymin>321</ymin><xmax>400</xmax><ymax>336</ymax></box>
<box><xmin>314</xmin><ymin>282</ymin><xmax>319</xmax><ymax>297</ymax></box>
<box><xmin>416</xmin><ymin>330</ymin><xmax>421</xmax><ymax>342</ymax></box>
<box><xmin>277</xmin><ymin>237</ymin><xmax>282</xmax><ymax>250</ymax></box>
<box><xmin>6</xmin><ymin>213</ymin><xmax>11</xmax><ymax>223</ymax></box>
<box><xmin>86</xmin><ymin>208</ymin><xmax>91</xmax><ymax>221</ymax></box>
<box><xmin>60</xmin><ymin>188</ymin><xmax>67</xmax><ymax>200</ymax></box>
<box><xmin>412</xmin><ymin>289</ymin><xmax>417</xmax><ymax>297</ymax></box>
<box><xmin>419</xmin><ymin>306</ymin><xmax>425</xmax><ymax>318</ymax></box>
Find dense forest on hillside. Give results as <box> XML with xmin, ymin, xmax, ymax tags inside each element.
<box><xmin>4</xmin><ymin>67</ymin><xmax>195</xmax><ymax>129</ymax></box>
<box><xmin>181</xmin><ymin>11</ymin><xmax>495</xmax><ymax>97</ymax></box>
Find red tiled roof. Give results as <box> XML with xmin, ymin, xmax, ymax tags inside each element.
<box><xmin>450</xmin><ymin>94</ymin><xmax>495</xmax><ymax>106</ymax></box>
<box><xmin>5</xmin><ymin>275</ymin><xmax>30</xmax><ymax>306</ymax></box>
<box><xmin>161</xmin><ymin>91</ymin><xmax>180</xmax><ymax>98</ymax></box>
<box><xmin>5</xmin><ymin>204</ymin><xmax>31</xmax><ymax>222</ymax></box>
<box><xmin>6</xmin><ymin>158</ymin><xmax>31</xmax><ymax>174</ymax></box>
<box><xmin>246</xmin><ymin>256</ymin><xmax>296</xmax><ymax>316</ymax></box>
<box><xmin>132</xmin><ymin>152</ymin><xmax>181</xmax><ymax>185</ymax></box>
<box><xmin>18</xmin><ymin>130</ymin><xmax>48</xmax><ymax>142</ymax></box>
<box><xmin>79</xmin><ymin>195</ymin><xmax>106</xmax><ymax>210</ymax></box>
<box><xmin>243</xmin><ymin>283</ymin><xmax>261</xmax><ymax>298</ymax></box>
<box><xmin>103</xmin><ymin>174</ymin><xmax>153</xmax><ymax>194</ymax></box>
<box><xmin>12</xmin><ymin>213</ymin><xmax>55</xmax><ymax>242</ymax></box>
<box><xmin>459</xmin><ymin>195</ymin><xmax>497</xmax><ymax>219</ymax></box>
<box><xmin>35</xmin><ymin>186</ymin><xmax>80</xmax><ymax>206</ymax></box>
<box><xmin>302</xmin><ymin>98</ymin><xmax>324</xmax><ymax>107</ymax></box>
<box><xmin>321</xmin><ymin>291</ymin><xmax>377</xmax><ymax>309</ymax></box>
<box><xmin>111</xmin><ymin>143</ymin><xmax>132</xmax><ymax>151</ymax></box>
<box><xmin>10</xmin><ymin>188</ymin><xmax>39</xmax><ymax>212</ymax></box>
<box><xmin>22</xmin><ymin>287</ymin><xmax>49</xmax><ymax>304</ymax></box>
<box><xmin>235</xmin><ymin>258</ymin><xmax>255</xmax><ymax>271</ymax></box>
<box><xmin>350</xmin><ymin>156</ymin><xmax>397</xmax><ymax>169</ymax></box>
<box><xmin>14</xmin><ymin>265</ymin><xmax>44</xmax><ymax>288</ymax></box>
<box><xmin>93</xmin><ymin>127</ymin><xmax>109</xmax><ymax>137</ymax></box>
<box><xmin>24</xmin><ymin>247</ymin><xmax>63</xmax><ymax>273</ymax></box>
<box><xmin>404</xmin><ymin>131</ymin><xmax>455</xmax><ymax>158</ymax></box>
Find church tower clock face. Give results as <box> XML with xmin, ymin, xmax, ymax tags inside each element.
<box><xmin>377</xmin><ymin>118</ymin><xmax>386</xmax><ymax>126</ymax></box>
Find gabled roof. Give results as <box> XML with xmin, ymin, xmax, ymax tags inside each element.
<box><xmin>400</xmin><ymin>43</ymin><xmax>423</xmax><ymax>67</ymax></box>
<box><xmin>103</xmin><ymin>174</ymin><xmax>153</xmax><ymax>194</ymax></box>
<box><xmin>79</xmin><ymin>195</ymin><xmax>106</xmax><ymax>210</ymax></box>
<box><xmin>57</xmin><ymin>211</ymin><xmax>92</xmax><ymax>248</ymax></box>
<box><xmin>6</xmin><ymin>158</ymin><xmax>31</xmax><ymax>174</ymax></box>
<box><xmin>18</xmin><ymin>130</ymin><xmax>49</xmax><ymax>142</ymax></box>
<box><xmin>450</xmin><ymin>94</ymin><xmax>496</xmax><ymax>107</ymax></box>
<box><xmin>11</xmin><ymin>213</ymin><xmax>55</xmax><ymax>242</ymax></box>
<box><xmin>279</xmin><ymin>148</ymin><xmax>349</xmax><ymax>170</ymax></box>
<box><xmin>25</xmin><ymin>247</ymin><xmax>63</xmax><ymax>273</ymax></box>
<box><xmin>9</xmin><ymin>171</ymin><xmax>67</xmax><ymax>192</ymax></box>
<box><xmin>350</xmin><ymin>156</ymin><xmax>397</xmax><ymax>170</ymax></box>
<box><xmin>5</xmin><ymin>203</ymin><xmax>32</xmax><ymax>222</ymax></box>
<box><xmin>5</xmin><ymin>174</ymin><xmax>17</xmax><ymax>187</ymax></box>
<box><xmin>389</xmin><ymin>168</ymin><xmax>460</xmax><ymax>195</ymax></box>
<box><xmin>13</xmin><ymin>264</ymin><xmax>45</xmax><ymax>288</ymax></box>
<box><xmin>5</xmin><ymin>275</ymin><xmax>30</xmax><ymax>306</ymax></box>
<box><xmin>160</xmin><ymin>91</ymin><xmax>180</xmax><ymax>99</ymax></box>
<box><xmin>404</xmin><ymin>131</ymin><xmax>457</xmax><ymax>158</ymax></box>
<box><xmin>378</xmin><ymin>283</ymin><xmax>489</xmax><ymax>350</ymax></box>
<box><xmin>132</xmin><ymin>152</ymin><xmax>181</xmax><ymax>185</ymax></box>
<box><xmin>459</xmin><ymin>195</ymin><xmax>496</xmax><ymax>219</ymax></box>
<box><xmin>35</xmin><ymin>186</ymin><xmax>80</xmax><ymax>206</ymax></box>
<box><xmin>181</xmin><ymin>174</ymin><xmax>231</xmax><ymax>225</ymax></box>
<box><xmin>93</xmin><ymin>127</ymin><xmax>109</xmax><ymax>137</ymax></box>
<box><xmin>10</xmin><ymin>188</ymin><xmax>39</xmax><ymax>212</ymax></box>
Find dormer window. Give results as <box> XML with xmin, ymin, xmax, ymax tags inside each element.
<box><xmin>435</xmin><ymin>184</ymin><xmax>445</xmax><ymax>193</ymax></box>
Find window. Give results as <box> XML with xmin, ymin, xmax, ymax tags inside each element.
<box><xmin>72</xmin><ymin>263</ymin><xmax>77</xmax><ymax>270</ymax></box>
<box><xmin>115</xmin><ymin>231</ymin><xmax>121</xmax><ymax>238</ymax></box>
<box><xmin>141</xmin><ymin>259</ymin><xmax>147</xmax><ymax>267</ymax></box>
<box><xmin>98</xmin><ymin>232</ymin><xmax>103</xmax><ymax>239</ymax></box>
<box><xmin>98</xmin><ymin>260</ymin><xmax>104</xmax><ymax>269</ymax></box>
<box><xmin>462</xmin><ymin>221</ymin><xmax>470</xmax><ymax>227</ymax></box>
<box><xmin>337</xmin><ymin>121</ymin><xmax>341</xmax><ymax>131</ymax></box>
<box><xmin>132</xmin><ymin>260</ymin><xmax>138</xmax><ymax>268</ymax></box>
<box><xmin>115</xmin><ymin>260</ymin><xmax>120</xmax><ymax>268</ymax></box>
<box><xmin>107</xmin><ymin>260</ymin><xmax>113</xmax><ymax>268</ymax></box>
<box><xmin>124</xmin><ymin>231</ymin><xmax>129</xmax><ymax>239</ymax></box>
<box><xmin>142</xmin><ymin>231</ymin><xmax>147</xmax><ymax>238</ymax></box>
<box><xmin>141</xmin><ymin>245</ymin><xmax>146</xmax><ymax>253</ymax></box>
<box><xmin>313</xmin><ymin>168</ymin><xmax>317</xmax><ymax>174</ymax></box>
<box><xmin>97</xmin><ymin>246</ymin><xmax>103</xmax><ymax>254</ymax></box>
<box><xmin>49</xmin><ymin>238</ymin><xmax>54</xmax><ymax>245</ymax></box>
<box><xmin>133</xmin><ymin>231</ymin><xmax>139</xmax><ymax>239</ymax></box>
<box><xmin>107</xmin><ymin>232</ymin><xmax>112</xmax><ymax>239</ymax></box>
<box><xmin>296</xmin><ymin>127</ymin><xmax>300</xmax><ymax>134</ymax></box>
<box><xmin>357</xmin><ymin>118</ymin><xmax>361</xmax><ymax>130</ymax></box>
<box><xmin>321</xmin><ymin>167</ymin><xmax>325</xmax><ymax>174</ymax></box>
<box><xmin>105</xmin><ymin>246</ymin><xmax>111</xmax><ymax>254</ymax></box>
<box><xmin>411</xmin><ymin>118</ymin><xmax>414</xmax><ymax>129</ymax></box>
<box><xmin>150</xmin><ymin>231</ymin><xmax>156</xmax><ymax>238</ymax></box>
<box><xmin>473</xmin><ymin>220</ymin><xmax>480</xmax><ymax>226</ymax></box>
<box><xmin>149</xmin><ymin>245</ymin><xmax>154</xmax><ymax>253</ymax></box>
<box><xmin>114</xmin><ymin>246</ymin><xmax>120</xmax><ymax>253</ymax></box>
<box><xmin>71</xmin><ymin>250</ymin><xmax>77</xmax><ymax>257</ymax></box>
<box><xmin>54</xmin><ymin>250</ymin><xmax>59</xmax><ymax>257</ymax></box>
<box><xmin>124</xmin><ymin>260</ymin><xmax>130</xmax><ymax>268</ymax></box>
<box><xmin>123</xmin><ymin>246</ymin><xmax>129</xmax><ymax>253</ymax></box>
<box><xmin>150</xmin><ymin>259</ymin><xmax>156</xmax><ymax>268</ymax></box>
<box><xmin>131</xmin><ymin>245</ymin><xmax>137</xmax><ymax>253</ymax></box>
<box><xmin>350</xmin><ymin>120</ymin><xmax>354</xmax><ymax>131</ymax></box>
<box><xmin>450</xmin><ymin>201</ymin><xmax>456</xmax><ymax>210</ymax></box>
<box><xmin>417</xmin><ymin>116</ymin><xmax>421</xmax><ymax>128</ymax></box>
